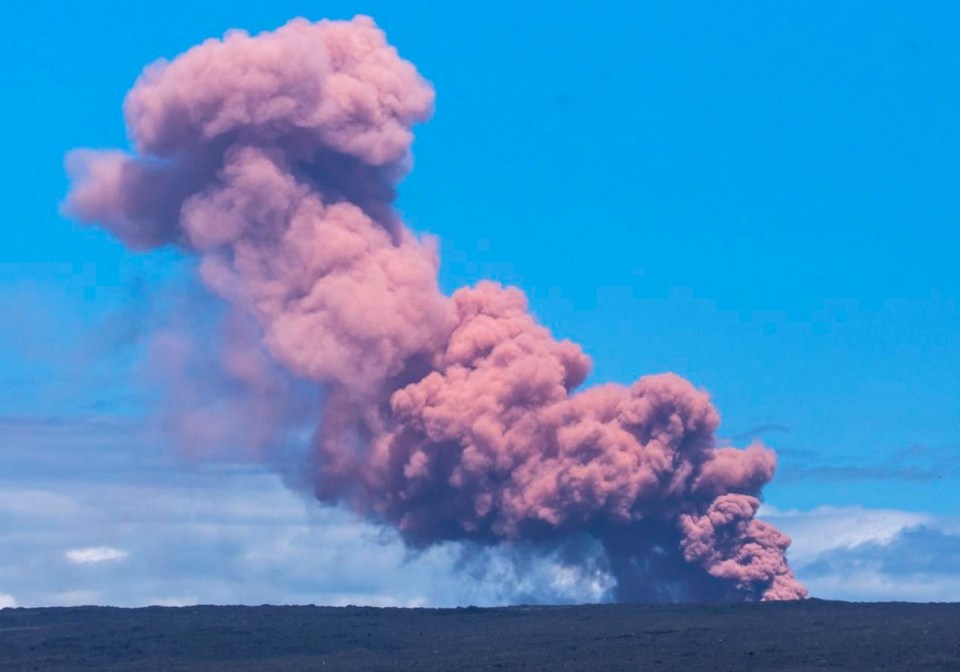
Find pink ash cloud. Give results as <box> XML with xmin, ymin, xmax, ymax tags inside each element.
<box><xmin>65</xmin><ymin>15</ymin><xmax>806</xmax><ymax>602</ymax></box>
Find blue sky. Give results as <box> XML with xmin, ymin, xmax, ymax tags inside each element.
<box><xmin>0</xmin><ymin>1</ymin><xmax>958</xmax><ymax>606</ymax></box>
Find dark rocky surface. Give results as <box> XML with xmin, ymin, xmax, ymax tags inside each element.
<box><xmin>0</xmin><ymin>600</ymin><xmax>957</xmax><ymax>671</ymax></box>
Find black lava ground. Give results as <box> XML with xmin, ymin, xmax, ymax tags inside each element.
<box><xmin>1</xmin><ymin>600</ymin><xmax>957</xmax><ymax>671</ymax></box>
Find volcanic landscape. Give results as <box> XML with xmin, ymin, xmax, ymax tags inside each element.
<box><xmin>2</xmin><ymin>601</ymin><xmax>958</xmax><ymax>671</ymax></box>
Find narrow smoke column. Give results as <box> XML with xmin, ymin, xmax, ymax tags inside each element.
<box><xmin>65</xmin><ymin>15</ymin><xmax>807</xmax><ymax>602</ymax></box>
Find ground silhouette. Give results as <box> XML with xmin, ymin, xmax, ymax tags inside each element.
<box><xmin>1</xmin><ymin>600</ymin><xmax>957</xmax><ymax>670</ymax></box>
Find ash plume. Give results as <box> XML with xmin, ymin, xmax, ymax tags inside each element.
<box><xmin>64</xmin><ymin>16</ymin><xmax>806</xmax><ymax>602</ymax></box>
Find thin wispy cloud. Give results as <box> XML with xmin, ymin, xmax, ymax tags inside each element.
<box><xmin>66</xmin><ymin>547</ymin><xmax>129</xmax><ymax>565</ymax></box>
<box><xmin>777</xmin><ymin>443</ymin><xmax>960</xmax><ymax>484</ymax></box>
<box><xmin>728</xmin><ymin>423</ymin><xmax>792</xmax><ymax>442</ymax></box>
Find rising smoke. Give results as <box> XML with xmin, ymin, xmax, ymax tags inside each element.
<box><xmin>65</xmin><ymin>16</ymin><xmax>806</xmax><ymax>602</ymax></box>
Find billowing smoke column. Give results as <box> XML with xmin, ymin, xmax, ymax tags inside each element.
<box><xmin>65</xmin><ymin>16</ymin><xmax>806</xmax><ymax>602</ymax></box>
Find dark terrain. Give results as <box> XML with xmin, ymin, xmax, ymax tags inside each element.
<box><xmin>1</xmin><ymin>600</ymin><xmax>957</xmax><ymax>671</ymax></box>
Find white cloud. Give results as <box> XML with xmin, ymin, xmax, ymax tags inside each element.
<box><xmin>759</xmin><ymin>504</ymin><xmax>930</xmax><ymax>566</ymax></box>
<box><xmin>0</xmin><ymin>593</ymin><xmax>15</xmax><ymax>609</ymax></box>
<box><xmin>66</xmin><ymin>546</ymin><xmax>129</xmax><ymax>565</ymax></box>
<box><xmin>1</xmin><ymin>436</ymin><xmax>956</xmax><ymax>607</ymax></box>
<box><xmin>759</xmin><ymin>504</ymin><xmax>960</xmax><ymax>601</ymax></box>
<box><xmin>150</xmin><ymin>596</ymin><xmax>199</xmax><ymax>607</ymax></box>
